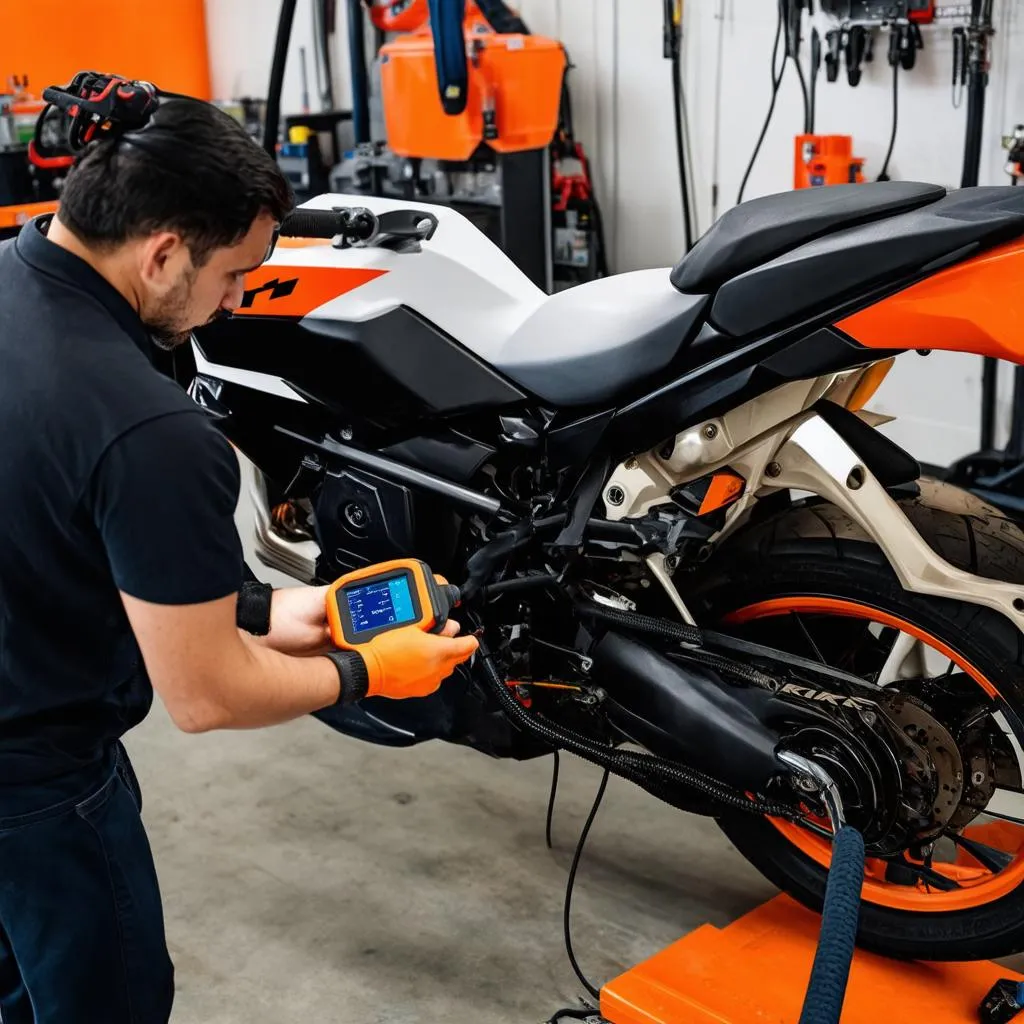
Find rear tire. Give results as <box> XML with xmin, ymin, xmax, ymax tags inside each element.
<box><xmin>690</xmin><ymin>481</ymin><xmax>1024</xmax><ymax>961</ymax></box>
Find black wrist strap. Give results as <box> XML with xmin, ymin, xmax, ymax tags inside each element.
<box><xmin>325</xmin><ymin>650</ymin><xmax>370</xmax><ymax>706</ymax></box>
<box><xmin>236</xmin><ymin>581</ymin><xmax>273</xmax><ymax>636</ymax></box>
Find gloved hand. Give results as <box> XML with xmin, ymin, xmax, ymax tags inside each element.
<box><xmin>361</xmin><ymin>620</ymin><xmax>478</xmax><ymax>699</ymax></box>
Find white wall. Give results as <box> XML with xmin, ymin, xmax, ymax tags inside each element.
<box><xmin>205</xmin><ymin>0</ymin><xmax>354</xmax><ymax>118</ymax></box>
<box><xmin>204</xmin><ymin>0</ymin><xmax>1024</xmax><ymax>465</ymax></box>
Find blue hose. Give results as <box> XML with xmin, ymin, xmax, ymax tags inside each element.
<box><xmin>427</xmin><ymin>0</ymin><xmax>469</xmax><ymax>115</ymax></box>
<box><xmin>798</xmin><ymin>826</ymin><xmax>866</xmax><ymax>1024</ymax></box>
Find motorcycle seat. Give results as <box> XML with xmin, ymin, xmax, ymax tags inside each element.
<box><xmin>672</xmin><ymin>181</ymin><xmax>947</xmax><ymax>293</ymax></box>
<box><xmin>706</xmin><ymin>187</ymin><xmax>1024</xmax><ymax>338</ymax></box>
<box><xmin>492</xmin><ymin>269</ymin><xmax>708</xmax><ymax>406</ymax></box>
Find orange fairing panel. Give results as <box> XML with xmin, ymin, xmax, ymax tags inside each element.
<box><xmin>838</xmin><ymin>238</ymin><xmax>1024</xmax><ymax>363</ymax></box>
<box><xmin>234</xmin><ymin>267</ymin><xmax>386</xmax><ymax>318</ymax></box>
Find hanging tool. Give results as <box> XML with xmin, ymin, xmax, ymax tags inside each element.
<box><xmin>845</xmin><ymin>25</ymin><xmax>869</xmax><ymax>87</ymax></box>
<box><xmin>825</xmin><ymin>28</ymin><xmax>841</xmax><ymax>82</ymax></box>
<box><xmin>952</xmin><ymin>25</ymin><xmax>968</xmax><ymax>108</ymax></box>
<box><xmin>809</xmin><ymin>27</ymin><xmax>822</xmax><ymax>131</ymax></box>
<box><xmin>890</xmin><ymin>21</ymin><xmax>923</xmax><ymax>71</ymax></box>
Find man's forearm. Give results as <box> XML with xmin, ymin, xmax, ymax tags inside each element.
<box><xmin>182</xmin><ymin>636</ymin><xmax>341</xmax><ymax>732</ymax></box>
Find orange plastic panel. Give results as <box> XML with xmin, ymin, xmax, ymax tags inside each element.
<box><xmin>697</xmin><ymin>472</ymin><xmax>745</xmax><ymax>516</ymax></box>
<box><xmin>0</xmin><ymin>0</ymin><xmax>210</xmax><ymax>100</ymax></box>
<box><xmin>0</xmin><ymin>201</ymin><xmax>58</xmax><ymax>230</ymax></box>
<box><xmin>234</xmin><ymin>266</ymin><xmax>387</xmax><ymax>318</ymax></box>
<box><xmin>380</xmin><ymin>31</ymin><xmax>565</xmax><ymax>160</ymax></box>
<box><xmin>838</xmin><ymin>238</ymin><xmax>1024</xmax><ymax>363</ymax></box>
<box><xmin>601</xmin><ymin>894</ymin><xmax>1024</xmax><ymax>1024</ymax></box>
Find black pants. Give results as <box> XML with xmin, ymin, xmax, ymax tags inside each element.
<box><xmin>0</xmin><ymin>748</ymin><xmax>174</xmax><ymax>1023</ymax></box>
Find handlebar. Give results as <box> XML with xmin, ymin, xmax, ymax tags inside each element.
<box><xmin>279</xmin><ymin>207</ymin><xmax>377</xmax><ymax>242</ymax></box>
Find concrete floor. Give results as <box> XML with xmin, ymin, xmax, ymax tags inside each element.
<box><xmin>127</xmin><ymin>702</ymin><xmax>775</xmax><ymax>1023</ymax></box>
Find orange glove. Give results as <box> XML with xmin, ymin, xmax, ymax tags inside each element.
<box><xmin>360</xmin><ymin>620</ymin><xmax>478</xmax><ymax>699</ymax></box>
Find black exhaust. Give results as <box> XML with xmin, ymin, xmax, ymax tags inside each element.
<box><xmin>589</xmin><ymin>631</ymin><xmax>784</xmax><ymax>793</ymax></box>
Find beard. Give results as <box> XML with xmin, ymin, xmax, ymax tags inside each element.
<box><xmin>144</xmin><ymin>267</ymin><xmax>198</xmax><ymax>351</ymax></box>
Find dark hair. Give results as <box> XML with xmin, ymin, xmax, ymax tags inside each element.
<box><xmin>58</xmin><ymin>98</ymin><xmax>294</xmax><ymax>265</ymax></box>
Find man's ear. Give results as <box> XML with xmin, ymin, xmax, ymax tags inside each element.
<box><xmin>138</xmin><ymin>232</ymin><xmax>191</xmax><ymax>296</ymax></box>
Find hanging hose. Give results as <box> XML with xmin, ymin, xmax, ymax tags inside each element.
<box><xmin>263</xmin><ymin>0</ymin><xmax>299</xmax><ymax>155</ymax></box>
<box><xmin>664</xmin><ymin>0</ymin><xmax>694</xmax><ymax>251</ymax></box>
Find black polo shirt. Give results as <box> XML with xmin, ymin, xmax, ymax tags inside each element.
<box><xmin>0</xmin><ymin>217</ymin><xmax>244</xmax><ymax>801</ymax></box>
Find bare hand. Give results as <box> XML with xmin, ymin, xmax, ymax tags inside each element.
<box><xmin>253</xmin><ymin>585</ymin><xmax>332</xmax><ymax>656</ymax></box>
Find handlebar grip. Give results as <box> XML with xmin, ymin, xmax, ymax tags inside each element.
<box><xmin>279</xmin><ymin>209</ymin><xmax>350</xmax><ymax>238</ymax></box>
<box><xmin>279</xmin><ymin>208</ymin><xmax>377</xmax><ymax>241</ymax></box>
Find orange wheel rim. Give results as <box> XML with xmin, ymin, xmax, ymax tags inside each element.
<box><xmin>724</xmin><ymin>596</ymin><xmax>1024</xmax><ymax>912</ymax></box>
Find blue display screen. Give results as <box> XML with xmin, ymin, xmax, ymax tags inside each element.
<box><xmin>346</xmin><ymin>575</ymin><xmax>417</xmax><ymax>634</ymax></box>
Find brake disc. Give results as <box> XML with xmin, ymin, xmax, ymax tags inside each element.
<box><xmin>878</xmin><ymin>693</ymin><xmax>963</xmax><ymax>841</ymax></box>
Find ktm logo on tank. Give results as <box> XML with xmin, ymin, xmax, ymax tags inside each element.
<box><xmin>778</xmin><ymin>683</ymin><xmax>875</xmax><ymax>710</ymax></box>
<box><xmin>240</xmin><ymin>276</ymin><xmax>299</xmax><ymax>307</ymax></box>
<box><xmin>240</xmin><ymin>278</ymin><xmax>298</xmax><ymax>308</ymax></box>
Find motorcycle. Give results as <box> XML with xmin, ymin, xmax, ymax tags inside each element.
<box><xmin>178</xmin><ymin>180</ymin><xmax>1024</xmax><ymax>963</ymax></box>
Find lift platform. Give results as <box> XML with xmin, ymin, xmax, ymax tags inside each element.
<box><xmin>600</xmin><ymin>894</ymin><xmax>1024</xmax><ymax>1024</ymax></box>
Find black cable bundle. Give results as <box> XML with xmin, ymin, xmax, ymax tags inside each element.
<box><xmin>737</xmin><ymin>0</ymin><xmax>812</xmax><ymax>204</ymax></box>
<box><xmin>664</xmin><ymin>0</ymin><xmax>695</xmax><ymax>252</ymax></box>
<box><xmin>877</xmin><ymin>61</ymin><xmax>900</xmax><ymax>182</ymax></box>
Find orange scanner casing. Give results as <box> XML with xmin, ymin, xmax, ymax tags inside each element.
<box><xmin>326</xmin><ymin>558</ymin><xmax>456</xmax><ymax>651</ymax></box>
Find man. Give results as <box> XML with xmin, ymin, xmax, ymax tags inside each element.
<box><xmin>0</xmin><ymin>93</ymin><xmax>478</xmax><ymax>1022</ymax></box>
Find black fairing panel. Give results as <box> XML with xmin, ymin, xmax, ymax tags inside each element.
<box><xmin>709</xmin><ymin>187</ymin><xmax>1024</xmax><ymax>338</ymax></box>
<box><xmin>304</xmin><ymin>306</ymin><xmax>526</xmax><ymax>412</ymax></box>
<box><xmin>672</xmin><ymin>181</ymin><xmax>946</xmax><ymax>292</ymax></box>
<box><xmin>608</xmin><ymin>327</ymin><xmax>898</xmax><ymax>456</ymax></box>
<box><xmin>193</xmin><ymin>306</ymin><xmax>526</xmax><ymax>430</ymax></box>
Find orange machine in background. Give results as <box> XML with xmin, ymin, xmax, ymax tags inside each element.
<box><xmin>0</xmin><ymin>0</ymin><xmax>211</xmax><ymax>102</ymax></box>
<box><xmin>0</xmin><ymin>0</ymin><xmax>210</xmax><ymax>236</ymax></box>
<box><xmin>795</xmin><ymin>134</ymin><xmax>866</xmax><ymax>189</ymax></box>
<box><xmin>379</xmin><ymin>4</ymin><xmax>565</xmax><ymax>162</ymax></box>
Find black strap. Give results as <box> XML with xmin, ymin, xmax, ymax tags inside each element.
<box><xmin>236</xmin><ymin>581</ymin><xmax>273</xmax><ymax>635</ymax></box>
<box><xmin>325</xmin><ymin>650</ymin><xmax>370</xmax><ymax>705</ymax></box>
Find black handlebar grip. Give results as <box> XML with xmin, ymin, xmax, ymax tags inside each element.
<box><xmin>279</xmin><ymin>209</ymin><xmax>350</xmax><ymax>238</ymax></box>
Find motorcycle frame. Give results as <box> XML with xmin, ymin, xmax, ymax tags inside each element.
<box><xmin>599</xmin><ymin>366</ymin><xmax>1024</xmax><ymax>640</ymax></box>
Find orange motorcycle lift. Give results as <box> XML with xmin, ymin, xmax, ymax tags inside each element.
<box><xmin>596</xmin><ymin>894</ymin><xmax>1023</xmax><ymax>1024</ymax></box>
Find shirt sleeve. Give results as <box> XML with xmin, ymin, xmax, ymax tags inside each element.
<box><xmin>87</xmin><ymin>410</ymin><xmax>245</xmax><ymax>604</ymax></box>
